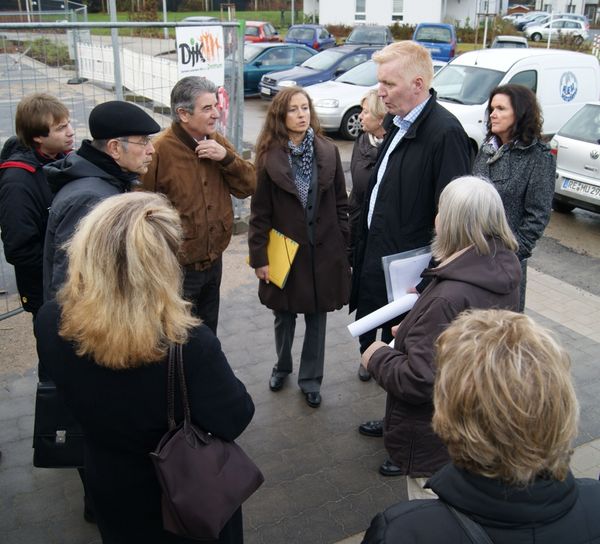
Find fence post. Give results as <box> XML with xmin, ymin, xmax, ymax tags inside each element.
<box><xmin>108</xmin><ymin>0</ymin><xmax>123</xmax><ymax>100</ymax></box>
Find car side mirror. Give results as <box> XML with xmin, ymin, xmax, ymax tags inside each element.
<box><xmin>334</xmin><ymin>68</ymin><xmax>345</xmax><ymax>76</ymax></box>
<box><xmin>254</xmin><ymin>61</ymin><xmax>263</xmax><ymax>67</ymax></box>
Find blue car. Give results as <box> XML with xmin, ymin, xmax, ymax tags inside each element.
<box><xmin>244</xmin><ymin>43</ymin><xmax>316</xmax><ymax>96</ymax></box>
<box><xmin>412</xmin><ymin>23</ymin><xmax>457</xmax><ymax>62</ymax></box>
<box><xmin>284</xmin><ymin>24</ymin><xmax>336</xmax><ymax>51</ymax></box>
<box><xmin>259</xmin><ymin>44</ymin><xmax>379</xmax><ymax>99</ymax></box>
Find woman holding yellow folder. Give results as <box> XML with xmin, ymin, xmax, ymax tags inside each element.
<box><xmin>248</xmin><ymin>86</ymin><xmax>351</xmax><ymax>408</ymax></box>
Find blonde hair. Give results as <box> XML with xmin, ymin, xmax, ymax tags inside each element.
<box><xmin>58</xmin><ymin>192</ymin><xmax>199</xmax><ymax>369</ymax></box>
<box><xmin>372</xmin><ymin>41</ymin><xmax>434</xmax><ymax>90</ymax></box>
<box><xmin>431</xmin><ymin>176</ymin><xmax>518</xmax><ymax>261</ymax></box>
<box><xmin>433</xmin><ymin>309</ymin><xmax>579</xmax><ymax>486</ymax></box>
<box><xmin>361</xmin><ymin>89</ymin><xmax>386</xmax><ymax>121</ymax></box>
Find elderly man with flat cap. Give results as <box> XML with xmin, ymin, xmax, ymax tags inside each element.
<box><xmin>43</xmin><ymin>100</ymin><xmax>161</xmax><ymax>301</ymax></box>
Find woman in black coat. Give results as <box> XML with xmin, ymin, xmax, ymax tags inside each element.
<box><xmin>363</xmin><ymin>309</ymin><xmax>600</xmax><ymax>544</ymax></box>
<box><xmin>35</xmin><ymin>192</ymin><xmax>255</xmax><ymax>544</ymax></box>
<box><xmin>248</xmin><ymin>86</ymin><xmax>350</xmax><ymax>408</ymax></box>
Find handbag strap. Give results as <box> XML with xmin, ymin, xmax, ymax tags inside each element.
<box><xmin>166</xmin><ymin>343</ymin><xmax>192</xmax><ymax>430</ymax></box>
<box><xmin>444</xmin><ymin>503</ymin><xmax>495</xmax><ymax>544</ymax></box>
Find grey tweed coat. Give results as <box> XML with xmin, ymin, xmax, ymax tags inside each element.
<box><xmin>473</xmin><ymin>138</ymin><xmax>555</xmax><ymax>261</ymax></box>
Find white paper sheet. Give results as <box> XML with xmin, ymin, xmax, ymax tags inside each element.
<box><xmin>386</xmin><ymin>252</ymin><xmax>432</xmax><ymax>302</ymax></box>
<box><xmin>347</xmin><ymin>293</ymin><xmax>418</xmax><ymax>338</ymax></box>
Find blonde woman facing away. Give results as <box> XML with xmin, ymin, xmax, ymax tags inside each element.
<box><xmin>363</xmin><ymin>309</ymin><xmax>600</xmax><ymax>543</ymax></box>
<box><xmin>35</xmin><ymin>192</ymin><xmax>255</xmax><ymax>544</ymax></box>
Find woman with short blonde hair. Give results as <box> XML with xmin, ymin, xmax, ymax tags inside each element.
<box><xmin>360</xmin><ymin>175</ymin><xmax>521</xmax><ymax>497</ymax></box>
<box><xmin>363</xmin><ymin>310</ymin><xmax>600</xmax><ymax>544</ymax></box>
<box><xmin>433</xmin><ymin>309</ymin><xmax>578</xmax><ymax>485</ymax></box>
<box><xmin>35</xmin><ymin>192</ymin><xmax>255</xmax><ymax>543</ymax></box>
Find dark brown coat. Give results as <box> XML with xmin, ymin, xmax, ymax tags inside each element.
<box><xmin>248</xmin><ymin>136</ymin><xmax>350</xmax><ymax>314</ymax></box>
<box><xmin>367</xmin><ymin>240</ymin><xmax>520</xmax><ymax>477</ymax></box>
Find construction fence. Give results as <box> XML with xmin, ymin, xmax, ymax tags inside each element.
<box><xmin>0</xmin><ymin>16</ymin><xmax>246</xmax><ymax>318</ymax></box>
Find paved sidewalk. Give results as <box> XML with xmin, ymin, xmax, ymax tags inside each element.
<box><xmin>1</xmin><ymin>236</ymin><xmax>600</xmax><ymax>544</ymax></box>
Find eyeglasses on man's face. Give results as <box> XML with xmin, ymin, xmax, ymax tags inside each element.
<box><xmin>118</xmin><ymin>136</ymin><xmax>154</xmax><ymax>146</ymax></box>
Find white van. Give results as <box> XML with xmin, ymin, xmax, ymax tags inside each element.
<box><xmin>432</xmin><ymin>48</ymin><xmax>600</xmax><ymax>153</ymax></box>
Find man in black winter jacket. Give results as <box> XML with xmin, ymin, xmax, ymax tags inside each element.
<box><xmin>0</xmin><ymin>93</ymin><xmax>73</xmax><ymax>317</ymax></box>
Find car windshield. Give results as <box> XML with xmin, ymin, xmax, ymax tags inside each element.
<box><xmin>302</xmin><ymin>49</ymin><xmax>345</xmax><ymax>70</ymax></box>
<box><xmin>415</xmin><ymin>26</ymin><xmax>452</xmax><ymax>43</ymax></box>
<box><xmin>347</xmin><ymin>28</ymin><xmax>387</xmax><ymax>44</ymax></box>
<box><xmin>493</xmin><ymin>40</ymin><xmax>527</xmax><ymax>48</ymax></box>
<box><xmin>243</xmin><ymin>44</ymin><xmax>266</xmax><ymax>62</ymax></box>
<box><xmin>558</xmin><ymin>104</ymin><xmax>600</xmax><ymax>144</ymax></box>
<box><xmin>336</xmin><ymin>60</ymin><xmax>377</xmax><ymax>86</ymax></box>
<box><xmin>434</xmin><ymin>65</ymin><xmax>504</xmax><ymax>105</ymax></box>
<box><xmin>288</xmin><ymin>28</ymin><xmax>314</xmax><ymax>40</ymax></box>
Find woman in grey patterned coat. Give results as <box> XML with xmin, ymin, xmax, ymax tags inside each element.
<box><xmin>473</xmin><ymin>84</ymin><xmax>555</xmax><ymax>311</ymax></box>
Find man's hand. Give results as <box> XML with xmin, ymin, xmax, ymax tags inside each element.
<box><xmin>195</xmin><ymin>139</ymin><xmax>227</xmax><ymax>162</ymax></box>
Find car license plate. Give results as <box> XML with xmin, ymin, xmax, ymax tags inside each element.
<box><xmin>561</xmin><ymin>178</ymin><xmax>600</xmax><ymax>200</ymax></box>
<box><xmin>260</xmin><ymin>87</ymin><xmax>271</xmax><ymax>96</ymax></box>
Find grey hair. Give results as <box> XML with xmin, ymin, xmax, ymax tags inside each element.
<box><xmin>91</xmin><ymin>138</ymin><xmax>128</xmax><ymax>151</ymax></box>
<box><xmin>361</xmin><ymin>89</ymin><xmax>386</xmax><ymax>120</ymax></box>
<box><xmin>170</xmin><ymin>76</ymin><xmax>218</xmax><ymax>123</ymax></box>
<box><xmin>431</xmin><ymin>175</ymin><xmax>518</xmax><ymax>261</ymax></box>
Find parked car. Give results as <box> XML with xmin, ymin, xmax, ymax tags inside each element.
<box><xmin>258</xmin><ymin>44</ymin><xmax>378</xmax><ymax>99</ymax></box>
<box><xmin>551</xmin><ymin>102</ymin><xmax>600</xmax><ymax>214</ymax></box>
<box><xmin>502</xmin><ymin>13</ymin><xmax>525</xmax><ymax>24</ymax></box>
<box><xmin>244</xmin><ymin>43</ymin><xmax>316</xmax><ymax>96</ymax></box>
<box><xmin>514</xmin><ymin>12</ymin><xmax>547</xmax><ymax>31</ymax></box>
<box><xmin>345</xmin><ymin>24</ymin><xmax>393</xmax><ymax>46</ymax></box>
<box><xmin>284</xmin><ymin>24</ymin><xmax>336</xmax><ymax>51</ymax></box>
<box><xmin>523</xmin><ymin>13</ymin><xmax>589</xmax><ymax>31</ymax></box>
<box><xmin>490</xmin><ymin>35</ymin><xmax>528</xmax><ymax>48</ymax></box>
<box><xmin>434</xmin><ymin>48</ymin><xmax>600</xmax><ymax>152</ymax></box>
<box><xmin>309</xmin><ymin>59</ymin><xmax>378</xmax><ymax>139</ymax></box>
<box><xmin>524</xmin><ymin>18</ymin><xmax>588</xmax><ymax>44</ymax></box>
<box><xmin>307</xmin><ymin>58</ymin><xmax>446</xmax><ymax>140</ymax></box>
<box><xmin>412</xmin><ymin>23</ymin><xmax>457</xmax><ymax>62</ymax></box>
<box><xmin>244</xmin><ymin>21</ymin><xmax>282</xmax><ymax>43</ymax></box>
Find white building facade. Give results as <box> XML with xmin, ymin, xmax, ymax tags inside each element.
<box><xmin>318</xmin><ymin>0</ymin><xmax>508</xmax><ymax>27</ymax></box>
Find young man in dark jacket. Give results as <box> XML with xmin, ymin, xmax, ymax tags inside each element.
<box><xmin>0</xmin><ymin>93</ymin><xmax>73</xmax><ymax>317</ymax></box>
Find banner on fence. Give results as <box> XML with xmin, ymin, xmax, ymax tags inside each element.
<box><xmin>175</xmin><ymin>25</ymin><xmax>225</xmax><ymax>85</ymax></box>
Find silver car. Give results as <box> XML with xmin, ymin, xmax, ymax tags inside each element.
<box><xmin>551</xmin><ymin>102</ymin><xmax>600</xmax><ymax>214</ymax></box>
<box><xmin>524</xmin><ymin>18</ymin><xmax>588</xmax><ymax>44</ymax></box>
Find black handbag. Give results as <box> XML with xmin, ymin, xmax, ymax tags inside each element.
<box><xmin>32</xmin><ymin>380</ymin><xmax>85</xmax><ymax>468</ymax></box>
<box><xmin>150</xmin><ymin>343</ymin><xmax>264</xmax><ymax>540</ymax></box>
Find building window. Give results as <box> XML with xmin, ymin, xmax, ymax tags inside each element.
<box><xmin>392</xmin><ymin>0</ymin><xmax>404</xmax><ymax>21</ymax></box>
<box><xmin>355</xmin><ymin>0</ymin><xmax>366</xmax><ymax>21</ymax></box>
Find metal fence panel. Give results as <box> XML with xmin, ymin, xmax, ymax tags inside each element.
<box><xmin>0</xmin><ymin>17</ymin><xmax>246</xmax><ymax>319</ymax></box>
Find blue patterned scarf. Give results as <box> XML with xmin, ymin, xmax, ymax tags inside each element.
<box><xmin>288</xmin><ymin>127</ymin><xmax>314</xmax><ymax>208</ymax></box>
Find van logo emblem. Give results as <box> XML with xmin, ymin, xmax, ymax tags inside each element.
<box><xmin>591</xmin><ymin>150</ymin><xmax>600</xmax><ymax>160</ymax></box>
<box><xmin>560</xmin><ymin>72</ymin><xmax>578</xmax><ymax>103</ymax></box>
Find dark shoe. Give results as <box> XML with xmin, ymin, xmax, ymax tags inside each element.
<box><xmin>379</xmin><ymin>459</ymin><xmax>403</xmax><ymax>477</ymax></box>
<box><xmin>358</xmin><ymin>364</ymin><xmax>372</xmax><ymax>382</ymax></box>
<box><xmin>83</xmin><ymin>496</ymin><xmax>96</xmax><ymax>524</ymax></box>
<box><xmin>358</xmin><ymin>419</ymin><xmax>383</xmax><ymax>437</ymax></box>
<box><xmin>269</xmin><ymin>372</ymin><xmax>286</xmax><ymax>392</ymax></box>
<box><xmin>305</xmin><ymin>391</ymin><xmax>321</xmax><ymax>408</ymax></box>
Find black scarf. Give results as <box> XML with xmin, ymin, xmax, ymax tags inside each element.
<box><xmin>76</xmin><ymin>139</ymin><xmax>138</xmax><ymax>189</ymax></box>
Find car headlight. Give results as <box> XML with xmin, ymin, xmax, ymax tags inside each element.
<box><xmin>279</xmin><ymin>80</ymin><xmax>297</xmax><ymax>87</ymax></box>
<box><xmin>315</xmin><ymin>99</ymin><xmax>339</xmax><ymax>108</ymax></box>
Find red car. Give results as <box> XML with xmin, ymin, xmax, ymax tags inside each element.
<box><xmin>244</xmin><ymin>21</ymin><xmax>282</xmax><ymax>43</ymax></box>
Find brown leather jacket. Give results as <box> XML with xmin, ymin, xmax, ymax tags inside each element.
<box><xmin>141</xmin><ymin>122</ymin><xmax>256</xmax><ymax>270</ymax></box>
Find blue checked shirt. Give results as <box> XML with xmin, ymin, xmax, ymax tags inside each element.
<box><xmin>367</xmin><ymin>97</ymin><xmax>430</xmax><ymax>227</ymax></box>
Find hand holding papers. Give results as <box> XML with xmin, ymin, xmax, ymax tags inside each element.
<box><xmin>266</xmin><ymin>229</ymin><xmax>299</xmax><ymax>289</ymax></box>
<box><xmin>347</xmin><ymin>247</ymin><xmax>432</xmax><ymax>338</ymax></box>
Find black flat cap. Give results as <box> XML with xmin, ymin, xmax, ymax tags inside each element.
<box><xmin>89</xmin><ymin>101</ymin><xmax>161</xmax><ymax>140</ymax></box>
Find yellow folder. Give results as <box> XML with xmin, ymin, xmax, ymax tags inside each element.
<box><xmin>267</xmin><ymin>228</ymin><xmax>299</xmax><ymax>289</ymax></box>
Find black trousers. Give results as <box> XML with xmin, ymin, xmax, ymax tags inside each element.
<box><xmin>183</xmin><ymin>257</ymin><xmax>222</xmax><ymax>335</ymax></box>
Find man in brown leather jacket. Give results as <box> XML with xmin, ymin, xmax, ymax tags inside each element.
<box><xmin>142</xmin><ymin>76</ymin><xmax>256</xmax><ymax>334</ymax></box>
